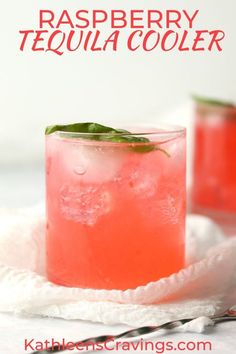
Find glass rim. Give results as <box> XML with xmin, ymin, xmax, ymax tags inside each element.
<box><xmin>52</xmin><ymin>124</ymin><xmax>186</xmax><ymax>138</ymax></box>
<box><xmin>195</xmin><ymin>101</ymin><xmax>236</xmax><ymax>113</ymax></box>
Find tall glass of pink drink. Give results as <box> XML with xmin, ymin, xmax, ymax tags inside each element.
<box><xmin>191</xmin><ymin>100</ymin><xmax>236</xmax><ymax>235</ymax></box>
<box><xmin>46</xmin><ymin>126</ymin><xmax>186</xmax><ymax>290</ymax></box>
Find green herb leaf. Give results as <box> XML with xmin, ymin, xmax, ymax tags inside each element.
<box><xmin>45</xmin><ymin>122</ymin><xmax>169</xmax><ymax>155</ymax></box>
<box><xmin>45</xmin><ymin>122</ymin><xmax>124</xmax><ymax>136</ymax></box>
<box><xmin>192</xmin><ymin>95</ymin><xmax>235</xmax><ymax>108</ymax></box>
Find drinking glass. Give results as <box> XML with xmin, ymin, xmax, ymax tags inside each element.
<box><xmin>46</xmin><ymin>126</ymin><xmax>186</xmax><ymax>289</ymax></box>
<box><xmin>191</xmin><ymin>101</ymin><xmax>236</xmax><ymax>235</ymax></box>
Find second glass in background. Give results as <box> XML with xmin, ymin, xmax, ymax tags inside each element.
<box><xmin>191</xmin><ymin>100</ymin><xmax>236</xmax><ymax>235</ymax></box>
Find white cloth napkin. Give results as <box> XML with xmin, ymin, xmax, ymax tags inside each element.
<box><xmin>0</xmin><ymin>207</ymin><xmax>236</xmax><ymax>332</ymax></box>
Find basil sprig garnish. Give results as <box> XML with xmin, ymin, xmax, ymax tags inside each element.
<box><xmin>192</xmin><ymin>95</ymin><xmax>235</xmax><ymax>108</ymax></box>
<box><xmin>45</xmin><ymin>122</ymin><xmax>169</xmax><ymax>155</ymax></box>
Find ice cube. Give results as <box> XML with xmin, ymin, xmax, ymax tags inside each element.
<box><xmin>128</xmin><ymin>171</ymin><xmax>157</xmax><ymax>198</ymax></box>
<box><xmin>129</xmin><ymin>170</ymin><xmax>184</xmax><ymax>225</ymax></box>
<box><xmin>62</xmin><ymin>143</ymin><xmax>125</xmax><ymax>183</ymax></box>
<box><xmin>157</xmin><ymin>194</ymin><xmax>180</xmax><ymax>224</ymax></box>
<box><xmin>59</xmin><ymin>184</ymin><xmax>112</xmax><ymax>226</ymax></box>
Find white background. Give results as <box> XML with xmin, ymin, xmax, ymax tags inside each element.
<box><xmin>0</xmin><ymin>0</ymin><xmax>235</xmax><ymax>205</ymax></box>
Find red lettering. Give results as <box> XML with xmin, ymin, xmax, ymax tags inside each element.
<box><xmin>66</xmin><ymin>342</ymin><xmax>75</xmax><ymax>351</ymax></box>
<box><xmin>111</xmin><ymin>10</ymin><xmax>127</xmax><ymax>28</ymax></box>
<box><xmin>166</xmin><ymin>10</ymin><xmax>181</xmax><ymax>29</ymax></box>
<box><xmin>75</xmin><ymin>342</ymin><xmax>84</xmax><ymax>351</ymax></box>
<box><xmin>35</xmin><ymin>343</ymin><xmax>44</xmax><ymax>351</ymax></box>
<box><xmin>84</xmin><ymin>31</ymin><xmax>92</xmax><ymax>50</ymax></box>
<box><xmin>148</xmin><ymin>10</ymin><xmax>163</xmax><ymax>29</ymax></box>
<box><xmin>24</xmin><ymin>339</ymin><xmax>35</xmax><ymax>350</ymax></box>
<box><xmin>32</xmin><ymin>30</ymin><xmax>47</xmax><ymax>51</ymax></box>
<box><xmin>44</xmin><ymin>340</ymin><xmax>51</xmax><ymax>350</ymax></box>
<box><xmin>90</xmin><ymin>31</ymin><xmax>102</xmax><ymax>51</ymax></box>
<box><xmin>92</xmin><ymin>10</ymin><xmax>108</xmax><ymax>28</ymax></box>
<box><xmin>39</xmin><ymin>10</ymin><xmax>55</xmax><ymax>28</ymax></box>
<box><xmin>56</xmin><ymin>10</ymin><xmax>74</xmax><ymax>28</ymax></box>
<box><xmin>161</xmin><ymin>30</ymin><xmax>179</xmax><ymax>51</ymax></box>
<box><xmin>83</xmin><ymin>31</ymin><xmax>102</xmax><ymax>51</ymax></box>
<box><xmin>103</xmin><ymin>31</ymin><xmax>119</xmax><ymax>51</ymax></box>
<box><xmin>127</xmin><ymin>30</ymin><xmax>143</xmax><ymax>51</ymax></box>
<box><xmin>67</xmin><ymin>30</ymin><xmax>83</xmax><ymax>51</ymax></box>
<box><xmin>192</xmin><ymin>30</ymin><xmax>208</xmax><ymax>51</ymax></box>
<box><xmin>183</xmin><ymin>10</ymin><xmax>199</xmax><ymax>28</ymax></box>
<box><xmin>178</xmin><ymin>30</ymin><xmax>190</xmax><ymax>51</ymax></box>
<box><xmin>130</xmin><ymin>10</ymin><xmax>144</xmax><ymax>29</ymax></box>
<box><xmin>208</xmin><ymin>30</ymin><xmax>225</xmax><ymax>51</ymax></box>
<box><xmin>75</xmin><ymin>10</ymin><xmax>89</xmax><ymax>28</ymax></box>
<box><xmin>19</xmin><ymin>30</ymin><xmax>34</xmax><ymax>51</ymax></box>
<box><xmin>47</xmin><ymin>30</ymin><xmax>65</xmax><ymax>56</ymax></box>
<box><xmin>143</xmin><ymin>31</ymin><xmax>160</xmax><ymax>51</ymax></box>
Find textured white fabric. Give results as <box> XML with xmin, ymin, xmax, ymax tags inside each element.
<box><xmin>0</xmin><ymin>208</ymin><xmax>236</xmax><ymax>331</ymax></box>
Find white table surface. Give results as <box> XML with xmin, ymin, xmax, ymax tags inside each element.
<box><xmin>0</xmin><ymin>312</ymin><xmax>236</xmax><ymax>354</ymax></box>
<box><xmin>0</xmin><ymin>166</ymin><xmax>236</xmax><ymax>354</ymax></box>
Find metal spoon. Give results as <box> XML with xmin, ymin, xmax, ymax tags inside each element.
<box><xmin>31</xmin><ymin>307</ymin><xmax>236</xmax><ymax>353</ymax></box>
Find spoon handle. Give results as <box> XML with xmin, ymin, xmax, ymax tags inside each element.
<box><xmin>31</xmin><ymin>307</ymin><xmax>236</xmax><ymax>354</ymax></box>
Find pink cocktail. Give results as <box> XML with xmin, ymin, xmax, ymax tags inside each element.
<box><xmin>191</xmin><ymin>100</ymin><xmax>236</xmax><ymax>234</ymax></box>
<box><xmin>46</xmin><ymin>126</ymin><xmax>186</xmax><ymax>290</ymax></box>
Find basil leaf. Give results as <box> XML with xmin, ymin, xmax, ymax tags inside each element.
<box><xmin>102</xmin><ymin>135</ymin><xmax>169</xmax><ymax>155</ymax></box>
<box><xmin>45</xmin><ymin>122</ymin><xmax>169</xmax><ymax>155</ymax></box>
<box><xmin>192</xmin><ymin>95</ymin><xmax>235</xmax><ymax>108</ymax></box>
<box><xmin>101</xmin><ymin>134</ymin><xmax>155</xmax><ymax>153</ymax></box>
<box><xmin>45</xmin><ymin>122</ymin><xmax>121</xmax><ymax>135</ymax></box>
